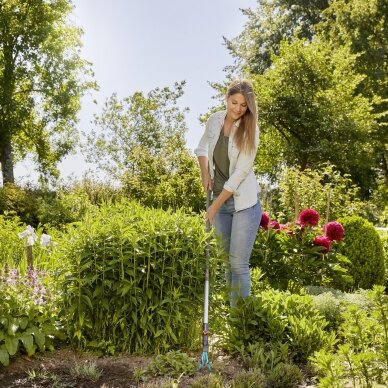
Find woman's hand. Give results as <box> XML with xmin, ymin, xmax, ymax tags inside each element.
<box><xmin>206</xmin><ymin>203</ymin><xmax>217</xmax><ymax>224</ymax></box>
<box><xmin>201</xmin><ymin>170</ymin><xmax>213</xmax><ymax>192</ymax></box>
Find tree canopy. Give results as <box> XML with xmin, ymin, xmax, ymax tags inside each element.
<box><xmin>0</xmin><ymin>0</ymin><xmax>95</xmax><ymax>184</ymax></box>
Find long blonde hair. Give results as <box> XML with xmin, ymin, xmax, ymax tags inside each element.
<box><xmin>226</xmin><ymin>79</ymin><xmax>257</xmax><ymax>153</ymax></box>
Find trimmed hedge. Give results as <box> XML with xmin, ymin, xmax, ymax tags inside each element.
<box><xmin>338</xmin><ymin>216</ymin><xmax>385</xmax><ymax>290</ymax></box>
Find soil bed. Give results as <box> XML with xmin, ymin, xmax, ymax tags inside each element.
<box><xmin>0</xmin><ymin>347</ymin><xmax>247</xmax><ymax>387</ymax></box>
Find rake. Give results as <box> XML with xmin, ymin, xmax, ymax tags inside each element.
<box><xmin>198</xmin><ymin>189</ymin><xmax>212</xmax><ymax>370</ymax></box>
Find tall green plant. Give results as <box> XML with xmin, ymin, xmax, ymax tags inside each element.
<box><xmin>62</xmin><ymin>199</ymin><xmax>219</xmax><ymax>354</ymax></box>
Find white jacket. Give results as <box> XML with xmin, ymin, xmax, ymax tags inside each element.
<box><xmin>194</xmin><ymin>110</ymin><xmax>260</xmax><ymax>212</ymax></box>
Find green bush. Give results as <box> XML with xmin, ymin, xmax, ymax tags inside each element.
<box><xmin>308</xmin><ymin>288</ymin><xmax>371</xmax><ymax>332</ymax></box>
<box><xmin>311</xmin><ymin>286</ymin><xmax>388</xmax><ymax>386</ymax></box>
<box><xmin>226</xmin><ymin>290</ymin><xmax>335</xmax><ymax>363</ymax></box>
<box><xmin>61</xmin><ymin>199</ymin><xmax>220</xmax><ymax>354</ymax></box>
<box><xmin>230</xmin><ymin>369</ymin><xmax>266</xmax><ymax>387</ymax></box>
<box><xmin>146</xmin><ymin>350</ymin><xmax>196</xmax><ymax>377</ymax></box>
<box><xmin>0</xmin><ymin>184</ymin><xmax>41</xmax><ymax>227</ymax></box>
<box><xmin>338</xmin><ymin>216</ymin><xmax>385</xmax><ymax>290</ymax></box>
<box><xmin>266</xmin><ymin>362</ymin><xmax>303</xmax><ymax>388</ymax></box>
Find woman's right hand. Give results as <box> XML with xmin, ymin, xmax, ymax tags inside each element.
<box><xmin>201</xmin><ymin>171</ymin><xmax>213</xmax><ymax>192</ymax></box>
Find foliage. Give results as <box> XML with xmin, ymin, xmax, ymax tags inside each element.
<box><xmin>338</xmin><ymin>216</ymin><xmax>385</xmax><ymax>290</ymax></box>
<box><xmin>0</xmin><ymin>0</ymin><xmax>96</xmax><ymax>184</ymax></box>
<box><xmin>226</xmin><ymin>290</ymin><xmax>335</xmax><ymax>363</ymax></box>
<box><xmin>146</xmin><ymin>350</ymin><xmax>196</xmax><ymax>378</ymax></box>
<box><xmin>61</xmin><ymin>199</ymin><xmax>220</xmax><ymax>354</ymax></box>
<box><xmin>253</xmin><ymin>38</ymin><xmax>378</xmax><ymax>192</ymax></box>
<box><xmin>311</xmin><ymin>286</ymin><xmax>388</xmax><ymax>387</ymax></box>
<box><xmin>266</xmin><ymin>362</ymin><xmax>304</xmax><ymax>388</ymax></box>
<box><xmin>308</xmin><ymin>289</ymin><xmax>371</xmax><ymax>333</ymax></box>
<box><xmin>0</xmin><ymin>268</ymin><xmax>64</xmax><ymax>366</ymax></box>
<box><xmin>277</xmin><ymin>165</ymin><xmax>364</xmax><ymax>222</ymax></box>
<box><xmin>251</xmin><ymin>209</ymin><xmax>350</xmax><ymax>291</ymax></box>
<box><xmin>225</xmin><ymin>0</ymin><xmax>329</xmax><ymax>75</ymax></box>
<box><xmin>190</xmin><ymin>373</ymin><xmax>224</xmax><ymax>388</ymax></box>
<box><xmin>0</xmin><ymin>214</ymin><xmax>26</xmax><ymax>269</ymax></box>
<box><xmin>84</xmin><ymin>82</ymin><xmax>204</xmax><ymax>211</ymax></box>
<box><xmin>69</xmin><ymin>361</ymin><xmax>103</xmax><ymax>381</ymax></box>
<box><xmin>230</xmin><ymin>369</ymin><xmax>266</xmax><ymax>388</ymax></box>
<box><xmin>318</xmin><ymin>0</ymin><xmax>388</xmax><ymax>186</ymax></box>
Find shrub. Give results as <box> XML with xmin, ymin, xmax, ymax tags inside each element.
<box><xmin>311</xmin><ymin>286</ymin><xmax>388</xmax><ymax>386</ymax></box>
<box><xmin>251</xmin><ymin>209</ymin><xmax>350</xmax><ymax>291</ymax></box>
<box><xmin>230</xmin><ymin>369</ymin><xmax>266</xmax><ymax>387</ymax></box>
<box><xmin>190</xmin><ymin>373</ymin><xmax>224</xmax><ymax>388</ymax></box>
<box><xmin>226</xmin><ymin>290</ymin><xmax>335</xmax><ymax>363</ymax></box>
<box><xmin>338</xmin><ymin>216</ymin><xmax>385</xmax><ymax>290</ymax></box>
<box><xmin>146</xmin><ymin>350</ymin><xmax>196</xmax><ymax>377</ymax></box>
<box><xmin>62</xmin><ymin>199</ymin><xmax>220</xmax><ymax>354</ymax></box>
<box><xmin>266</xmin><ymin>362</ymin><xmax>303</xmax><ymax>388</ymax></box>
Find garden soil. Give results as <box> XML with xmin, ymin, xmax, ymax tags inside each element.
<box><xmin>0</xmin><ymin>347</ymin><xmax>251</xmax><ymax>388</ymax></box>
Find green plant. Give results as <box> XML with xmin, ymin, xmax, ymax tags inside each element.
<box><xmin>310</xmin><ymin>286</ymin><xmax>388</xmax><ymax>387</ymax></box>
<box><xmin>242</xmin><ymin>341</ymin><xmax>290</xmax><ymax>372</ymax></box>
<box><xmin>338</xmin><ymin>216</ymin><xmax>385</xmax><ymax>290</ymax></box>
<box><xmin>251</xmin><ymin>210</ymin><xmax>350</xmax><ymax>292</ymax></box>
<box><xmin>69</xmin><ymin>360</ymin><xmax>103</xmax><ymax>381</ymax></box>
<box><xmin>132</xmin><ymin>366</ymin><xmax>146</xmax><ymax>384</ymax></box>
<box><xmin>146</xmin><ymin>350</ymin><xmax>196</xmax><ymax>378</ymax></box>
<box><xmin>62</xmin><ymin>199</ymin><xmax>221</xmax><ymax>354</ymax></box>
<box><xmin>226</xmin><ymin>290</ymin><xmax>335</xmax><ymax>363</ymax></box>
<box><xmin>190</xmin><ymin>373</ymin><xmax>224</xmax><ymax>388</ymax></box>
<box><xmin>266</xmin><ymin>362</ymin><xmax>304</xmax><ymax>388</ymax></box>
<box><xmin>230</xmin><ymin>369</ymin><xmax>266</xmax><ymax>388</ymax></box>
<box><xmin>0</xmin><ymin>268</ymin><xmax>65</xmax><ymax>366</ymax></box>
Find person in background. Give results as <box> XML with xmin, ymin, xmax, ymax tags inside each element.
<box><xmin>194</xmin><ymin>79</ymin><xmax>262</xmax><ymax>306</ymax></box>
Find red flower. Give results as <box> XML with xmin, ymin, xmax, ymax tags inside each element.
<box><xmin>313</xmin><ymin>235</ymin><xmax>332</xmax><ymax>253</ymax></box>
<box><xmin>260</xmin><ymin>212</ymin><xmax>270</xmax><ymax>229</ymax></box>
<box><xmin>323</xmin><ymin>221</ymin><xmax>344</xmax><ymax>241</ymax></box>
<box><xmin>297</xmin><ymin>209</ymin><xmax>320</xmax><ymax>227</ymax></box>
<box><xmin>269</xmin><ymin>220</ymin><xmax>280</xmax><ymax>230</ymax></box>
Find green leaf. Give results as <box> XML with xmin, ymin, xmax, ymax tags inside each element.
<box><xmin>18</xmin><ymin>317</ymin><xmax>29</xmax><ymax>330</ymax></box>
<box><xmin>20</xmin><ymin>333</ymin><xmax>34</xmax><ymax>356</ymax></box>
<box><xmin>5</xmin><ymin>335</ymin><xmax>19</xmax><ymax>356</ymax></box>
<box><xmin>0</xmin><ymin>344</ymin><xmax>10</xmax><ymax>366</ymax></box>
<box><xmin>32</xmin><ymin>328</ymin><xmax>45</xmax><ymax>352</ymax></box>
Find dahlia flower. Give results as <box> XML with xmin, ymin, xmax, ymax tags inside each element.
<box><xmin>323</xmin><ymin>221</ymin><xmax>344</xmax><ymax>241</ymax></box>
<box><xmin>297</xmin><ymin>208</ymin><xmax>320</xmax><ymax>227</ymax></box>
<box><xmin>313</xmin><ymin>235</ymin><xmax>332</xmax><ymax>253</ymax></box>
<box><xmin>260</xmin><ymin>212</ymin><xmax>270</xmax><ymax>229</ymax></box>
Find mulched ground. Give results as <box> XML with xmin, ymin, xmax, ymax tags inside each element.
<box><xmin>0</xmin><ymin>347</ymin><xmax>246</xmax><ymax>388</ymax></box>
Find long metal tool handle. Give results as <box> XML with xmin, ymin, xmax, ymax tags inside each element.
<box><xmin>202</xmin><ymin>190</ymin><xmax>211</xmax><ymax>350</ymax></box>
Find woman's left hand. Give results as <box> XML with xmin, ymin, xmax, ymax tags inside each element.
<box><xmin>206</xmin><ymin>204</ymin><xmax>218</xmax><ymax>224</ymax></box>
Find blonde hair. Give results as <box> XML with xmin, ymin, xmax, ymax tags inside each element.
<box><xmin>226</xmin><ymin>79</ymin><xmax>257</xmax><ymax>153</ymax></box>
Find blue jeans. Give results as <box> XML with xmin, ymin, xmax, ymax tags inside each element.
<box><xmin>213</xmin><ymin>196</ymin><xmax>262</xmax><ymax>306</ymax></box>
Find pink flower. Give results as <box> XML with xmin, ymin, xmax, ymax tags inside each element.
<box><xmin>260</xmin><ymin>212</ymin><xmax>270</xmax><ymax>229</ymax></box>
<box><xmin>323</xmin><ymin>221</ymin><xmax>344</xmax><ymax>241</ymax></box>
<box><xmin>269</xmin><ymin>220</ymin><xmax>280</xmax><ymax>230</ymax></box>
<box><xmin>297</xmin><ymin>209</ymin><xmax>320</xmax><ymax>227</ymax></box>
<box><xmin>313</xmin><ymin>235</ymin><xmax>332</xmax><ymax>253</ymax></box>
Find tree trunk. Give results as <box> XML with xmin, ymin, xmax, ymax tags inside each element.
<box><xmin>0</xmin><ymin>138</ymin><xmax>15</xmax><ymax>184</ymax></box>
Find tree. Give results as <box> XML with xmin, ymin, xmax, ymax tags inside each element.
<box><xmin>318</xmin><ymin>0</ymin><xmax>388</xmax><ymax>186</ymax></box>
<box><xmin>253</xmin><ymin>38</ymin><xmax>378</xmax><ymax>193</ymax></box>
<box><xmin>84</xmin><ymin>82</ymin><xmax>204</xmax><ymax>211</ymax></box>
<box><xmin>224</xmin><ymin>0</ymin><xmax>329</xmax><ymax>75</ymax></box>
<box><xmin>0</xmin><ymin>0</ymin><xmax>95</xmax><ymax>184</ymax></box>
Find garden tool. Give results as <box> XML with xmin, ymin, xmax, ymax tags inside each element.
<box><xmin>198</xmin><ymin>189</ymin><xmax>212</xmax><ymax>370</ymax></box>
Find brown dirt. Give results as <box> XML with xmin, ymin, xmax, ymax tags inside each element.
<box><xmin>0</xmin><ymin>347</ymin><xmax>245</xmax><ymax>388</ymax></box>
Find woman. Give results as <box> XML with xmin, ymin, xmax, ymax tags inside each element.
<box><xmin>194</xmin><ymin>79</ymin><xmax>262</xmax><ymax>306</ymax></box>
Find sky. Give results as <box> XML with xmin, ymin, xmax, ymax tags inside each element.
<box><xmin>15</xmin><ymin>0</ymin><xmax>258</xmax><ymax>182</ymax></box>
